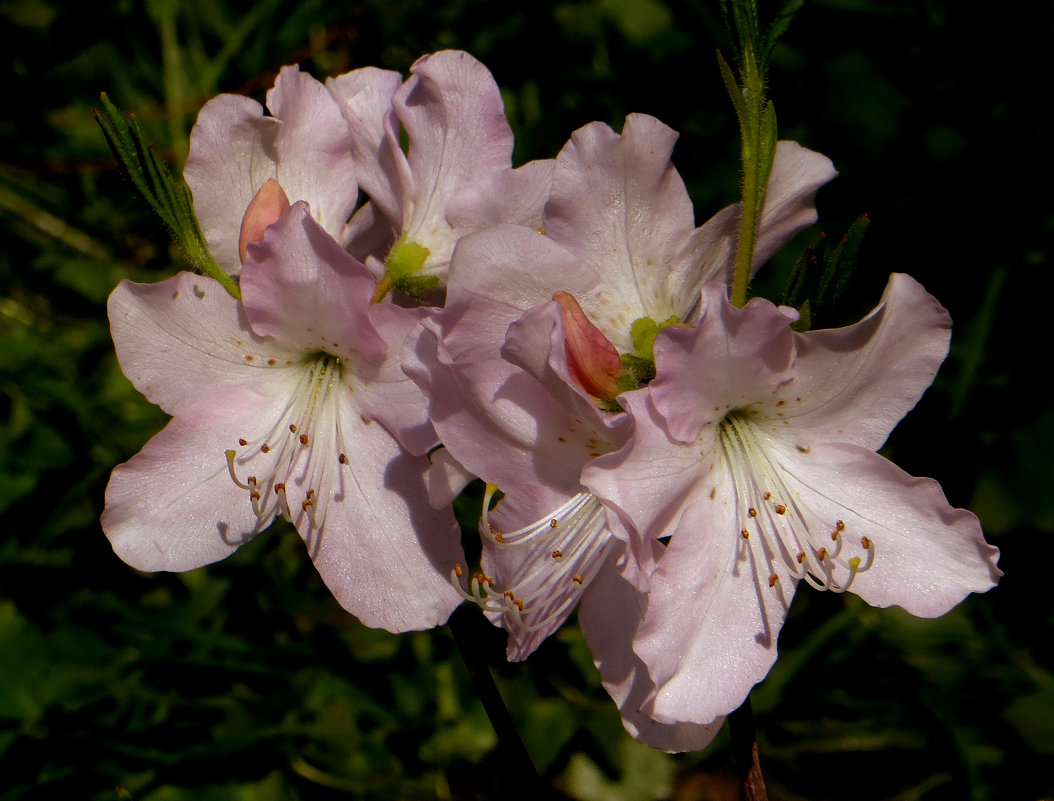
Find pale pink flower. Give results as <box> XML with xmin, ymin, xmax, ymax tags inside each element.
<box><xmin>583</xmin><ymin>274</ymin><xmax>1002</xmax><ymax>746</ymax></box>
<box><xmin>103</xmin><ymin>203</ymin><xmax>463</xmax><ymax>632</ymax></box>
<box><xmin>327</xmin><ymin>50</ymin><xmax>553</xmax><ymax>286</ymax></box>
<box><xmin>410</xmin><ymin>114</ymin><xmax>836</xmax><ymax>659</ymax></box>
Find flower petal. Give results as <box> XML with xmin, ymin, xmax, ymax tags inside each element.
<box><xmin>241</xmin><ymin>202</ymin><xmax>386</xmax><ymax>363</ymax></box>
<box><xmin>672</xmin><ymin>140</ymin><xmax>838</xmax><ymax>292</ymax></box>
<box><xmin>183</xmin><ymin>94</ymin><xmax>278</xmax><ymax>273</ymax></box>
<box><xmin>630</xmin><ymin>455</ymin><xmax>798</xmax><ymax>727</ymax></box>
<box><xmin>263</xmin><ymin>65</ymin><xmax>359</xmax><ymax>244</ymax></box>
<box><xmin>579</xmin><ymin>557</ymin><xmax>725</xmax><ymax>752</ymax></box>
<box><xmin>649</xmin><ymin>284</ymin><xmax>797</xmax><ymax>443</ymax></box>
<box><xmin>788</xmin><ymin>273</ymin><xmax>952</xmax><ymax>451</ymax></box>
<box><xmin>753</xmin><ymin>140</ymin><xmax>838</xmax><ymax>268</ymax></box>
<box><xmin>102</xmin><ymin>386</ymin><xmax>291</xmax><ymax>571</ymax></box>
<box><xmin>326</xmin><ymin>66</ymin><xmax>409</xmax><ymax>225</ymax></box>
<box><xmin>775</xmin><ymin>440</ymin><xmax>1000</xmax><ymax>615</ymax></box>
<box><xmin>396</xmin><ymin>51</ymin><xmax>515</xmax><ymax>251</ymax></box>
<box><xmin>501</xmin><ymin>300</ymin><xmax>628</xmax><ymax>439</ymax></box>
<box><xmin>295</xmin><ymin>387</ymin><xmax>465</xmax><ymax>632</ymax></box>
<box><xmin>442</xmin><ymin>224</ymin><xmax>595</xmax><ymax>363</ymax></box>
<box><xmin>107</xmin><ymin>272</ymin><xmax>294</xmax><ymax>415</ymax></box>
<box><xmin>446</xmin><ymin>158</ymin><xmax>555</xmax><ymax>233</ymax></box>
<box><xmin>409</xmin><ymin>323</ymin><xmax>594</xmax><ymax>500</ymax></box>
<box><xmin>542</xmin><ymin>114</ymin><xmax>697</xmax><ymax>350</ymax></box>
<box><xmin>185</xmin><ymin>66</ymin><xmax>357</xmax><ymax>273</ymax></box>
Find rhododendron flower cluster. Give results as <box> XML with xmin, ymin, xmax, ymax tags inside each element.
<box><xmin>102</xmin><ymin>49</ymin><xmax>1001</xmax><ymax>752</ymax></box>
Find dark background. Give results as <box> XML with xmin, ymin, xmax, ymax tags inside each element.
<box><xmin>2</xmin><ymin>1</ymin><xmax>1050</xmax><ymax>799</ymax></box>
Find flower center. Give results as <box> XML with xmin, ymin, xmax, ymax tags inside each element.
<box><xmin>452</xmin><ymin>485</ymin><xmax>617</xmax><ymax>633</ymax></box>
<box><xmin>224</xmin><ymin>353</ymin><xmax>351</xmax><ymax>543</ymax></box>
<box><xmin>716</xmin><ymin>411</ymin><xmax>875</xmax><ymax>593</ymax></box>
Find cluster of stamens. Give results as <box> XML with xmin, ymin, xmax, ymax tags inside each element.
<box><xmin>452</xmin><ymin>486</ymin><xmax>616</xmax><ymax>633</ymax></box>
<box><xmin>223</xmin><ymin>355</ymin><xmax>349</xmax><ymax>543</ymax></box>
<box><xmin>718</xmin><ymin>412</ymin><xmax>876</xmax><ymax>596</ymax></box>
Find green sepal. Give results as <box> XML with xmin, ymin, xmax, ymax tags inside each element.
<box><xmin>619</xmin><ymin>353</ymin><xmax>656</xmax><ymax>385</ymax></box>
<box><xmin>630</xmin><ymin>317</ymin><xmax>660</xmax><ymax>360</ymax></box>
<box><xmin>781</xmin><ymin>214</ymin><xmax>870</xmax><ymax>330</ymax></box>
<box><xmin>386</xmin><ymin>235</ymin><xmax>431</xmax><ymax>282</ymax></box>
<box><xmin>391</xmin><ymin>274</ymin><xmax>441</xmax><ymax>296</ymax></box>
<box><xmin>598</xmin><ymin>397</ymin><xmax>626</xmax><ymax>414</ymax></box>
<box><xmin>614</xmin><ymin>372</ymin><xmax>642</xmax><ymax>394</ymax></box>
<box><xmin>93</xmin><ymin>93</ymin><xmax>239</xmax><ymax>300</ymax></box>
<box><xmin>629</xmin><ymin>314</ymin><xmax>681</xmax><ymax>362</ymax></box>
<box><xmin>790</xmin><ymin>298</ymin><xmax>812</xmax><ymax>333</ymax></box>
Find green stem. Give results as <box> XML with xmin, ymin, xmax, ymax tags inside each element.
<box><xmin>730</xmin><ymin>61</ymin><xmax>765</xmax><ymax>309</ymax></box>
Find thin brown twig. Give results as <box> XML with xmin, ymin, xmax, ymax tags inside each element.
<box><xmin>728</xmin><ymin>695</ymin><xmax>769</xmax><ymax>801</ymax></box>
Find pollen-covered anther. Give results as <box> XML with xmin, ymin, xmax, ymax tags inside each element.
<box><xmin>299</xmin><ymin>488</ymin><xmax>320</xmax><ymax>528</ymax></box>
<box><xmin>453</xmin><ymin>563</ymin><xmax>464</xmax><ymax>578</ymax></box>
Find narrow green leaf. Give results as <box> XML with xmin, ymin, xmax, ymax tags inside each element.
<box><xmin>761</xmin><ymin>0</ymin><xmax>807</xmax><ymax>65</ymax></box>
<box><xmin>716</xmin><ymin>49</ymin><xmax>748</xmax><ymax>127</ymax></box>
<box><xmin>756</xmin><ymin>100</ymin><xmax>778</xmax><ymax>209</ymax></box>
<box><xmin>93</xmin><ymin>93</ymin><xmax>239</xmax><ymax>299</ymax></box>
<box><xmin>781</xmin><ymin>235</ymin><xmax>822</xmax><ymax>309</ymax></box>
<box><xmin>727</xmin><ymin>0</ymin><xmax>760</xmax><ymax>63</ymax></box>
<box><xmin>818</xmin><ymin>213</ymin><xmax>869</xmax><ymax>306</ymax></box>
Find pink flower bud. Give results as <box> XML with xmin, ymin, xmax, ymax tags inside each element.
<box><xmin>553</xmin><ymin>291</ymin><xmax>626</xmax><ymax>401</ymax></box>
<box><xmin>238</xmin><ymin>179</ymin><xmax>290</xmax><ymax>264</ymax></box>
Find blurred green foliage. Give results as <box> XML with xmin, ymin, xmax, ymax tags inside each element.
<box><xmin>1</xmin><ymin>0</ymin><xmax>1050</xmax><ymax>799</ymax></box>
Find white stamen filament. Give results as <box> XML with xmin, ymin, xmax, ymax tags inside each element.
<box><xmin>718</xmin><ymin>412</ymin><xmax>875</xmax><ymax>594</ymax></box>
<box><xmin>452</xmin><ymin>487</ymin><xmax>616</xmax><ymax>633</ymax></box>
<box><xmin>224</xmin><ymin>355</ymin><xmax>349</xmax><ymax>539</ymax></box>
